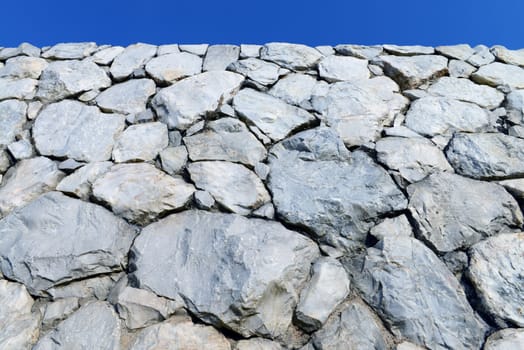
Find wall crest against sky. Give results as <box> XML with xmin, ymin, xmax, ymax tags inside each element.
<box><xmin>1</xmin><ymin>42</ymin><xmax>524</xmax><ymax>349</ymax></box>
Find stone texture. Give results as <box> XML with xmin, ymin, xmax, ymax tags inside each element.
<box><xmin>268</xmin><ymin>73</ymin><xmax>319</xmax><ymax>107</ymax></box>
<box><xmin>145</xmin><ymin>52</ymin><xmax>202</xmax><ymax>83</ymax></box>
<box><xmin>233</xmin><ymin>88</ymin><xmax>316</xmax><ymax>141</ymax></box>
<box><xmin>90</xmin><ymin>46</ymin><xmax>125</xmax><ymax>65</ymax></box>
<box><xmin>152</xmin><ymin>71</ymin><xmax>244</xmax><ymax>130</ymax></box>
<box><xmin>369</xmin><ymin>215</ymin><xmax>413</xmax><ymax>240</ymax></box>
<box><xmin>112</xmin><ymin>122</ymin><xmax>168</xmax><ymax>162</ymax></box>
<box><xmin>42</xmin><ymin>42</ymin><xmax>97</xmax><ymax>59</ymax></box>
<box><xmin>0</xmin><ymin>157</ymin><xmax>64</xmax><ymax>217</ymax></box>
<box><xmin>203</xmin><ymin>44</ymin><xmax>240</xmax><ymax>71</ymax></box>
<box><xmin>0</xmin><ymin>56</ymin><xmax>47</xmax><ymax>79</ymax></box>
<box><xmin>110</xmin><ymin>43</ymin><xmax>157</xmax><ymax>80</ymax></box>
<box><xmin>0</xmin><ymin>77</ymin><xmax>37</xmax><ymax>100</ymax></box>
<box><xmin>379</xmin><ymin>54</ymin><xmax>448</xmax><ymax>89</ymax></box>
<box><xmin>95</xmin><ymin>78</ymin><xmax>156</xmax><ymax>115</ymax></box>
<box><xmin>376</xmin><ymin>136</ymin><xmax>453</xmax><ymax>183</ymax></box>
<box><xmin>435</xmin><ymin>44</ymin><xmax>474</xmax><ymax>60</ymax></box>
<box><xmin>236</xmin><ymin>338</ymin><xmax>283</xmax><ymax>350</ymax></box>
<box><xmin>130</xmin><ymin>210</ymin><xmax>320</xmax><ymax>338</ymax></box>
<box><xmin>0</xmin><ymin>280</ymin><xmax>40</xmax><ymax>350</ymax></box>
<box><xmin>228</xmin><ymin>58</ymin><xmax>282</xmax><ymax>85</ymax></box>
<box><xmin>92</xmin><ymin>162</ymin><xmax>195</xmax><ymax>224</ymax></box>
<box><xmin>159</xmin><ymin>146</ymin><xmax>188</xmax><ymax>175</ymax></box>
<box><xmin>0</xmin><ymin>192</ymin><xmax>137</xmax><ymax>294</ymax></box>
<box><xmin>404</xmin><ymin>97</ymin><xmax>491</xmax><ymax>136</ymax></box>
<box><xmin>268</xmin><ymin>127</ymin><xmax>407</xmax><ymax>255</ymax></box>
<box><xmin>407</xmin><ymin>172</ymin><xmax>523</xmax><ymax>253</ymax></box>
<box><xmin>349</xmin><ymin>236</ymin><xmax>487</xmax><ymax>349</ymax></box>
<box><xmin>295</xmin><ymin>257</ymin><xmax>350</xmax><ymax>332</ymax></box>
<box><xmin>0</xmin><ymin>99</ymin><xmax>26</xmax><ymax>147</ymax></box>
<box><xmin>484</xmin><ymin>328</ymin><xmax>524</xmax><ymax>350</ymax></box>
<box><xmin>37</xmin><ymin>60</ymin><xmax>111</xmax><ymax>101</ymax></box>
<box><xmin>56</xmin><ymin>161</ymin><xmax>112</xmax><ymax>200</ymax></box>
<box><xmin>33</xmin><ymin>301</ymin><xmax>121</xmax><ymax>350</ymax></box>
<box><xmin>491</xmin><ymin>45</ymin><xmax>524</xmax><ymax>66</ymax></box>
<box><xmin>188</xmin><ymin>161</ymin><xmax>270</xmax><ymax>214</ymax></box>
<box><xmin>383</xmin><ymin>44</ymin><xmax>434</xmax><ymax>56</ymax></box>
<box><xmin>468</xmin><ymin>233</ymin><xmax>524</xmax><ymax>327</ymax></box>
<box><xmin>184</xmin><ymin>117</ymin><xmax>266</xmax><ymax>166</ymax></box>
<box><xmin>471</xmin><ymin>62</ymin><xmax>524</xmax><ymax>88</ymax></box>
<box><xmin>129</xmin><ymin>319</ymin><xmax>231</xmax><ymax>350</ymax></box>
<box><xmin>0</xmin><ymin>42</ymin><xmax>40</xmax><ymax>60</ymax></box>
<box><xmin>260</xmin><ymin>42</ymin><xmax>323</xmax><ymax>70</ymax></box>
<box><xmin>317</xmin><ymin>55</ymin><xmax>369</xmax><ymax>82</ymax></box>
<box><xmin>448</xmin><ymin>59</ymin><xmax>476</xmax><ymax>78</ymax></box>
<box><xmin>33</xmin><ymin>100</ymin><xmax>125</xmax><ymax>162</ymax></box>
<box><xmin>499</xmin><ymin>178</ymin><xmax>524</xmax><ymax>200</ymax></box>
<box><xmin>427</xmin><ymin>76</ymin><xmax>504</xmax><ymax>109</ymax></box>
<box><xmin>445</xmin><ymin>133</ymin><xmax>524</xmax><ymax>180</ymax></box>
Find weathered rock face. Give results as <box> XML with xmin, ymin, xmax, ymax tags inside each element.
<box><xmin>3</xmin><ymin>41</ymin><xmax>524</xmax><ymax>349</ymax></box>
<box><xmin>130</xmin><ymin>210</ymin><xmax>319</xmax><ymax>338</ymax></box>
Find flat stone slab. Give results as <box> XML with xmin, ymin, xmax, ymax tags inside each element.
<box><xmin>110</xmin><ymin>43</ymin><xmax>157</xmax><ymax>80</ymax></box>
<box><xmin>0</xmin><ymin>99</ymin><xmax>26</xmax><ymax>147</ymax></box>
<box><xmin>130</xmin><ymin>210</ymin><xmax>319</xmax><ymax>338</ymax></box>
<box><xmin>95</xmin><ymin>78</ymin><xmax>156</xmax><ymax>115</ymax></box>
<box><xmin>379</xmin><ymin>54</ymin><xmax>448</xmax><ymax>89</ymax></box>
<box><xmin>33</xmin><ymin>100</ymin><xmax>125</xmax><ymax>162</ymax></box>
<box><xmin>260</xmin><ymin>42</ymin><xmax>323</xmax><ymax>70</ymax></box>
<box><xmin>112</xmin><ymin>122</ymin><xmax>168</xmax><ymax>162</ymax></box>
<box><xmin>145</xmin><ymin>52</ymin><xmax>202</xmax><ymax>83</ymax></box>
<box><xmin>471</xmin><ymin>62</ymin><xmax>524</xmax><ymax>88</ymax></box>
<box><xmin>0</xmin><ymin>192</ymin><xmax>137</xmax><ymax>294</ymax></box>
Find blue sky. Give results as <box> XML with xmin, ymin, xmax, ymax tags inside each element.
<box><xmin>2</xmin><ymin>0</ymin><xmax>523</xmax><ymax>49</ymax></box>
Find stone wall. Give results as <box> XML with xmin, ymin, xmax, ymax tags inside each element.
<box><xmin>1</xmin><ymin>41</ymin><xmax>524</xmax><ymax>349</ymax></box>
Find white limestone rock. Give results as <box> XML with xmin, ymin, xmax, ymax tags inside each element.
<box><xmin>240</xmin><ymin>44</ymin><xmax>262</xmax><ymax>58</ymax></box>
<box><xmin>0</xmin><ymin>56</ymin><xmax>47</xmax><ymax>79</ymax></box>
<box><xmin>484</xmin><ymin>328</ymin><xmax>524</xmax><ymax>350</ymax></box>
<box><xmin>179</xmin><ymin>44</ymin><xmax>208</xmax><ymax>56</ymax></box>
<box><xmin>0</xmin><ymin>77</ymin><xmax>37</xmax><ymax>101</ymax></box>
<box><xmin>491</xmin><ymin>45</ymin><xmax>524</xmax><ymax>67</ymax></box>
<box><xmin>95</xmin><ymin>78</ymin><xmax>156</xmax><ymax>115</ymax></box>
<box><xmin>7</xmin><ymin>139</ymin><xmax>34</xmax><ymax>160</ymax></box>
<box><xmin>378</xmin><ymin>54</ymin><xmax>448</xmax><ymax>89</ymax></box>
<box><xmin>236</xmin><ymin>338</ymin><xmax>283</xmax><ymax>350</ymax></box>
<box><xmin>269</xmin><ymin>73</ymin><xmax>319</xmax><ymax>107</ymax></box>
<box><xmin>0</xmin><ymin>99</ymin><xmax>26</xmax><ymax>147</ymax></box>
<box><xmin>145</xmin><ymin>52</ymin><xmax>202</xmax><ymax>83</ymax></box>
<box><xmin>228</xmin><ymin>58</ymin><xmax>282</xmax><ymax>85</ymax></box>
<box><xmin>33</xmin><ymin>100</ymin><xmax>125</xmax><ymax>162</ymax></box>
<box><xmin>260</xmin><ymin>42</ymin><xmax>323</xmax><ymax>70</ymax></box>
<box><xmin>56</xmin><ymin>161</ymin><xmax>113</xmax><ymax>200</ymax></box>
<box><xmin>471</xmin><ymin>62</ymin><xmax>524</xmax><ymax>88</ymax></box>
<box><xmin>112</xmin><ymin>122</ymin><xmax>168</xmax><ymax>162</ymax></box>
<box><xmin>467</xmin><ymin>45</ymin><xmax>495</xmax><ymax>67</ymax></box>
<box><xmin>151</xmin><ymin>71</ymin><xmax>244</xmax><ymax>130</ymax></box>
<box><xmin>383</xmin><ymin>44</ymin><xmax>434</xmax><ymax>56</ymax></box>
<box><xmin>203</xmin><ymin>44</ymin><xmax>240</xmax><ymax>71</ymax></box>
<box><xmin>42</xmin><ymin>42</ymin><xmax>97</xmax><ymax>59</ymax></box>
<box><xmin>110</xmin><ymin>43</ymin><xmax>157</xmax><ymax>80</ymax></box>
<box><xmin>0</xmin><ymin>42</ymin><xmax>40</xmax><ymax>60</ymax></box>
<box><xmin>435</xmin><ymin>44</ymin><xmax>474</xmax><ymax>60</ymax></box>
<box><xmin>448</xmin><ymin>59</ymin><xmax>476</xmax><ymax>78</ymax></box>
<box><xmin>369</xmin><ymin>215</ymin><xmax>413</xmax><ymax>241</ymax></box>
<box><xmin>159</xmin><ymin>146</ymin><xmax>188</xmax><ymax>175</ymax></box>
<box><xmin>334</xmin><ymin>44</ymin><xmax>383</xmax><ymax>59</ymax></box>
<box><xmin>317</xmin><ymin>55</ymin><xmax>369</xmax><ymax>82</ymax></box>
<box><xmin>89</xmin><ymin>46</ymin><xmax>125</xmax><ymax>65</ymax></box>
<box><xmin>92</xmin><ymin>162</ymin><xmax>195</xmax><ymax>224</ymax></box>
<box><xmin>188</xmin><ymin>161</ymin><xmax>270</xmax><ymax>214</ymax></box>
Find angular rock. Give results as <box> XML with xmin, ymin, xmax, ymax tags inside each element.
<box><xmin>312</xmin><ymin>299</ymin><xmax>391</xmax><ymax>350</ymax></box>
<box><xmin>41</xmin><ymin>297</ymin><xmax>80</xmax><ymax>330</ymax></box>
<box><xmin>0</xmin><ymin>280</ymin><xmax>40</xmax><ymax>350</ymax></box>
<box><xmin>491</xmin><ymin>45</ymin><xmax>524</xmax><ymax>67</ymax></box>
<box><xmin>158</xmin><ymin>146</ymin><xmax>187</xmax><ymax>175</ymax></box>
<box><xmin>484</xmin><ymin>328</ymin><xmax>524</xmax><ymax>349</ymax></box>
<box><xmin>37</xmin><ymin>60</ymin><xmax>111</xmax><ymax>101</ymax></box>
<box><xmin>129</xmin><ymin>319</ymin><xmax>231</xmax><ymax>350</ymax></box>
<box><xmin>378</xmin><ymin>54</ymin><xmax>448</xmax><ymax>89</ymax></box>
<box><xmin>227</xmin><ymin>58</ymin><xmax>282</xmax><ymax>85</ymax></box>
<box><xmin>110</xmin><ymin>43</ymin><xmax>157</xmax><ymax>80</ymax></box>
<box><xmin>404</xmin><ymin>97</ymin><xmax>491</xmax><ymax>136</ymax></box>
<box><xmin>295</xmin><ymin>257</ymin><xmax>350</xmax><ymax>332</ymax></box>
<box><xmin>194</xmin><ymin>190</ymin><xmax>215</xmax><ymax>209</ymax></box>
<box><xmin>233</xmin><ymin>88</ymin><xmax>316</xmax><ymax>141</ymax></box>
<box><xmin>179</xmin><ymin>44</ymin><xmax>208</xmax><ymax>56</ymax></box>
<box><xmin>0</xmin><ymin>99</ymin><xmax>26</xmax><ymax>147</ymax></box>
<box><xmin>369</xmin><ymin>215</ymin><xmax>413</xmax><ymax>240</ymax></box>
<box><xmin>0</xmin><ymin>77</ymin><xmax>37</xmax><ymax>100</ymax></box>
<box><xmin>0</xmin><ymin>192</ymin><xmax>137</xmax><ymax>294</ymax></box>
<box><xmin>236</xmin><ymin>338</ymin><xmax>283</xmax><ymax>350</ymax></box>
<box><xmin>0</xmin><ymin>42</ymin><xmax>40</xmax><ymax>60</ymax></box>
<box><xmin>0</xmin><ymin>157</ymin><xmax>63</xmax><ymax>217</ymax></box>
<box><xmin>33</xmin><ymin>301</ymin><xmax>121</xmax><ymax>350</ymax></box>
<box><xmin>448</xmin><ymin>59</ymin><xmax>476</xmax><ymax>78</ymax></box>
<box><xmin>435</xmin><ymin>44</ymin><xmax>474</xmax><ymax>60</ymax></box>
<box><xmin>188</xmin><ymin>161</ymin><xmax>270</xmax><ymax>214</ymax></box>
<box><xmin>471</xmin><ymin>62</ymin><xmax>524</xmax><ymax>88</ymax></box>
<box><xmin>349</xmin><ymin>236</ymin><xmax>487</xmax><ymax>349</ymax></box>
<box><xmin>92</xmin><ymin>162</ymin><xmax>195</xmax><ymax>224</ymax></box>
<box><xmin>151</xmin><ymin>71</ymin><xmax>244</xmax><ymax>130</ymax></box>
<box><xmin>203</xmin><ymin>44</ymin><xmax>240</xmax><ymax>71</ymax></box>
<box><xmin>383</xmin><ymin>44</ymin><xmax>434</xmax><ymax>56</ymax></box>
<box><xmin>240</xmin><ymin>44</ymin><xmax>262</xmax><ymax>58</ymax></box>
<box><xmin>468</xmin><ymin>233</ymin><xmax>524</xmax><ymax>327</ymax></box>
<box><xmin>33</xmin><ymin>100</ymin><xmax>125</xmax><ymax>162</ymax></box>
<box><xmin>260</xmin><ymin>42</ymin><xmax>323</xmax><ymax>70</ymax></box>
<box><xmin>446</xmin><ymin>133</ymin><xmax>524</xmax><ymax>180</ymax></box>
<box><xmin>407</xmin><ymin>172</ymin><xmax>522</xmax><ymax>253</ymax></box>
<box><xmin>506</xmin><ymin>89</ymin><xmax>524</xmax><ymax>123</ymax></box>
<box><xmin>376</xmin><ymin>136</ymin><xmax>453</xmax><ymax>183</ymax></box>
<box><xmin>7</xmin><ymin>139</ymin><xmax>34</xmax><ymax>160</ymax></box>
<box><xmin>42</xmin><ymin>42</ymin><xmax>97</xmax><ymax>59</ymax></box>
<box><xmin>108</xmin><ymin>276</ymin><xmax>183</xmax><ymax>329</ymax></box>
<box><xmin>90</xmin><ymin>46</ymin><xmax>125</xmax><ymax>65</ymax></box>
<box><xmin>317</xmin><ymin>55</ymin><xmax>369</xmax><ymax>82</ymax></box>
<box><xmin>145</xmin><ymin>52</ymin><xmax>202</xmax><ymax>83</ymax></box>
<box><xmin>112</xmin><ymin>122</ymin><xmax>168</xmax><ymax>162</ymax></box>
<box><xmin>427</xmin><ymin>77</ymin><xmax>504</xmax><ymax>109</ymax></box>
<box><xmin>268</xmin><ymin>127</ymin><xmax>407</xmax><ymax>255</ymax></box>
<box><xmin>56</xmin><ymin>161</ymin><xmax>112</xmax><ymax>200</ymax></box>
<box><xmin>467</xmin><ymin>45</ymin><xmax>495</xmax><ymax>67</ymax></box>
<box><xmin>184</xmin><ymin>117</ymin><xmax>266</xmax><ymax>166</ymax></box>
<box><xmin>95</xmin><ymin>78</ymin><xmax>156</xmax><ymax>115</ymax></box>
<box><xmin>0</xmin><ymin>56</ymin><xmax>48</xmax><ymax>79</ymax></box>
<box><xmin>130</xmin><ymin>210</ymin><xmax>320</xmax><ymax>338</ymax></box>
<box><xmin>499</xmin><ymin>178</ymin><xmax>524</xmax><ymax>201</ymax></box>
<box><xmin>157</xmin><ymin>44</ymin><xmax>180</xmax><ymax>55</ymax></box>
<box><xmin>334</xmin><ymin>44</ymin><xmax>383</xmax><ymax>59</ymax></box>
<box><xmin>311</xmin><ymin>77</ymin><xmax>408</xmax><ymax>146</ymax></box>
<box><xmin>46</xmin><ymin>273</ymin><xmax>122</xmax><ymax>301</ymax></box>
<box><xmin>269</xmin><ymin>73</ymin><xmax>319</xmax><ymax>107</ymax></box>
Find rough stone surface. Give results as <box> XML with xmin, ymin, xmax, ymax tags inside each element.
<box><xmin>56</xmin><ymin>161</ymin><xmax>112</xmax><ymax>199</ymax></box>
<box><xmin>110</xmin><ymin>43</ymin><xmax>157</xmax><ymax>80</ymax></box>
<box><xmin>379</xmin><ymin>54</ymin><xmax>448</xmax><ymax>89</ymax></box>
<box><xmin>260</xmin><ymin>42</ymin><xmax>323</xmax><ymax>70</ymax></box>
<box><xmin>228</xmin><ymin>58</ymin><xmax>282</xmax><ymax>85</ymax></box>
<box><xmin>112</xmin><ymin>122</ymin><xmax>168</xmax><ymax>162</ymax></box>
<box><xmin>93</xmin><ymin>162</ymin><xmax>195</xmax><ymax>224</ymax></box>
<box><xmin>204</xmin><ymin>44</ymin><xmax>240</xmax><ymax>71</ymax></box>
<box><xmin>152</xmin><ymin>71</ymin><xmax>244</xmax><ymax>129</ymax></box>
<box><xmin>159</xmin><ymin>146</ymin><xmax>188</xmax><ymax>175</ymax></box>
<box><xmin>0</xmin><ymin>77</ymin><xmax>37</xmax><ymax>100</ymax></box>
<box><xmin>318</xmin><ymin>55</ymin><xmax>369</xmax><ymax>82</ymax></box>
<box><xmin>407</xmin><ymin>172</ymin><xmax>523</xmax><ymax>253</ymax></box>
<box><xmin>370</xmin><ymin>215</ymin><xmax>413</xmax><ymax>240</ymax></box>
<box><xmin>0</xmin><ymin>56</ymin><xmax>47</xmax><ymax>79</ymax></box>
<box><xmin>130</xmin><ymin>210</ymin><xmax>320</xmax><ymax>338</ymax></box>
<box><xmin>349</xmin><ymin>237</ymin><xmax>487</xmax><ymax>349</ymax></box>
<box><xmin>468</xmin><ymin>233</ymin><xmax>524</xmax><ymax>327</ymax></box>
<box><xmin>188</xmin><ymin>161</ymin><xmax>270</xmax><ymax>214</ymax></box>
<box><xmin>471</xmin><ymin>62</ymin><xmax>524</xmax><ymax>88</ymax></box>
<box><xmin>0</xmin><ymin>99</ymin><xmax>26</xmax><ymax>147</ymax></box>
<box><xmin>484</xmin><ymin>328</ymin><xmax>524</xmax><ymax>350</ymax></box>
<box><xmin>95</xmin><ymin>78</ymin><xmax>156</xmax><ymax>115</ymax></box>
<box><xmin>145</xmin><ymin>52</ymin><xmax>202</xmax><ymax>83</ymax></box>
<box><xmin>0</xmin><ymin>192</ymin><xmax>137</xmax><ymax>294</ymax></box>
<box><xmin>268</xmin><ymin>73</ymin><xmax>319</xmax><ymax>107</ymax></box>
<box><xmin>236</xmin><ymin>338</ymin><xmax>283</xmax><ymax>350</ymax></box>
<box><xmin>445</xmin><ymin>133</ymin><xmax>524</xmax><ymax>180</ymax></box>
